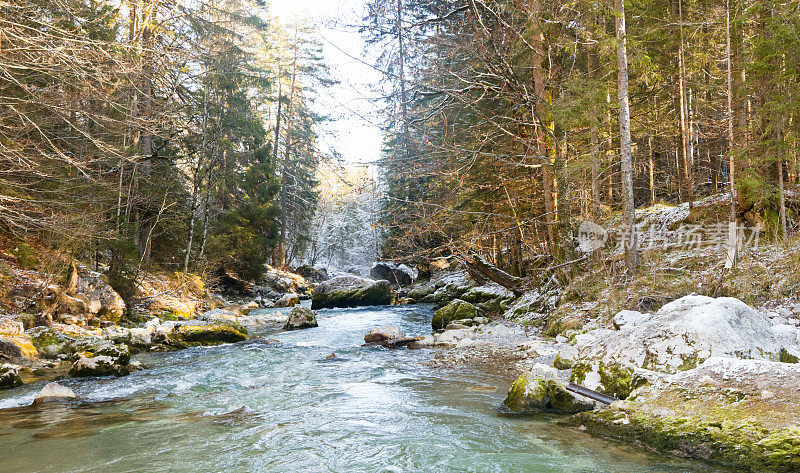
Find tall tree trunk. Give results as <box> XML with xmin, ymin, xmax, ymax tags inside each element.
<box><xmin>278</xmin><ymin>33</ymin><xmax>299</xmax><ymax>269</ymax></box>
<box><xmin>589</xmin><ymin>50</ymin><xmax>601</xmax><ymax>218</ymax></box>
<box><xmin>616</xmin><ymin>0</ymin><xmax>639</xmax><ymax>270</ymax></box>
<box><xmin>725</xmin><ymin>0</ymin><xmax>738</xmax><ymax>268</ymax></box>
<box><xmin>676</xmin><ymin>0</ymin><xmax>693</xmax><ymax>207</ymax></box>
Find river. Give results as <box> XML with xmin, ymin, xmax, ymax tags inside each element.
<box><xmin>0</xmin><ymin>304</ymin><xmax>727</xmax><ymax>472</ymax></box>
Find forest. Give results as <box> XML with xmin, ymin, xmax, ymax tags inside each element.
<box><xmin>2</xmin><ymin>2</ymin><xmax>800</xmax><ymax>472</ymax></box>
<box><xmin>1</xmin><ymin>0</ymin><xmax>330</xmax><ymax>292</ymax></box>
<box><xmin>370</xmin><ymin>0</ymin><xmax>800</xmax><ymax>276</ymax></box>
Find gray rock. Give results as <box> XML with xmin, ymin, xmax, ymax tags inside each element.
<box><xmin>33</xmin><ymin>382</ymin><xmax>76</xmax><ymax>404</ymax></box>
<box><xmin>70</xmin><ymin>355</ymin><xmax>128</xmax><ymax>377</ymax></box>
<box><xmin>364</xmin><ymin>325</ymin><xmax>403</xmax><ymax>343</ymax></box>
<box><xmin>370</xmin><ymin>262</ymin><xmax>413</xmax><ymax>286</ymax></box>
<box><xmin>311</xmin><ymin>276</ymin><xmax>392</xmax><ymax>309</ymax></box>
<box><xmin>284</xmin><ymin>307</ymin><xmax>318</xmax><ymax>330</ymax></box>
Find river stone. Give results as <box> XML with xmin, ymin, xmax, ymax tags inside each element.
<box><xmin>33</xmin><ymin>382</ymin><xmax>77</xmax><ymax>404</ymax></box>
<box><xmin>70</xmin><ymin>355</ymin><xmax>127</xmax><ymax>377</ymax></box>
<box><xmin>275</xmin><ymin>293</ymin><xmax>300</xmax><ymax>308</ymax></box>
<box><xmin>431</xmin><ymin>299</ymin><xmax>479</xmax><ymax>330</ymax></box>
<box><xmin>311</xmin><ymin>276</ymin><xmax>392</xmax><ymax>309</ymax></box>
<box><xmin>284</xmin><ymin>307</ymin><xmax>318</xmax><ymax>330</ymax></box>
<box><xmin>0</xmin><ymin>363</ymin><xmax>23</xmax><ymax>389</ymax></box>
<box><xmin>364</xmin><ymin>325</ymin><xmax>403</xmax><ymax>343</ymax></box>
<box><xmin>73</xmin><ymin>338</ymin><xmax>130</xmax><ymax>365</ymax></box>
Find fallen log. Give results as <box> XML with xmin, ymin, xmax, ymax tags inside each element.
<box><xmin>461</xmin><ymin>253</ymin><xmax>525</xmax><ymax>295</ymax></box>
<box><xmin>362</xmin><ymin>336</ymin><xmax>425</xmax><ymax>348</ymax></box>
<box><xmin>566</xmin><ymin>382</ymin><xmax>617</xmax><ymax>405</ymax></box>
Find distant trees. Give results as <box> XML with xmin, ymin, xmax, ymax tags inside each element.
<box><xmin>366</xmin><ymin>0</ymin><xmax>800</xmax><ymax>274</ymax></box>
<box><xmin>0</xmin><ymin>0</ymin><xmax>327</xmax><ymax>284</ymax></box>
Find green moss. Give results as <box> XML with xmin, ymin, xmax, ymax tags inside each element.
<box><xmin>553</xmin><ymin>354</ymin><xmax>574</xmax><ymax>370</ymax></box>
<box><xmin>29</xmin><ymin>327</ymin><xmax>75</xmax><ymax>359</ymax></box>
<box><xmin>431</xmin><ymin>299</ymin><xmax>479</xmax><ymax>330</ymax></box>
<box><xmin>10</xmin><ymin>242</ymin><xmax>40</xmax><ymax>270</ymax></box>
<box><xmin>565</xmin><ymin>407</ymin><xmax>800</xmax><ymax>473</ymax></box>
<box><xmin>597</xmin><ymin>363</ymin><xmax>648</xmax><ymax>399</ymax></box>
<box><xmin>159</xmin><ymin>309</ymin><xmax>192</xmax><ymax>321</ymax></box>
<box><xmin>545</xmin><ymin>314</ymin><xmax>583</xmax><ymax>337</ymax></box>
<box><xmin>503</xmin><ymin>374</ymin><xmax>549</xmax><ymax>412</ymax></box>
<box><xmin>570</xmin><ymin>362</ymin><xmax>590</xmax><ymax>385</ymax></box>
<box><xmin>779</xmin><ymin>349</ymin><xmax>799</xmax><ymax>364</ymax></box>
<box><xmin>547</xmin><ymin>380</ymin><xmax>594</xmax><ymax>413</ymax></box>
<box><xmin>169</xmin><ymin>324</ymin><xmax>248</xmax><ymax>347</ymax></box>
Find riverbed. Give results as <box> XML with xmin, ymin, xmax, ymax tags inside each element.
<box><xmin>0</xmin><ymin>305</ymin><xmax>727</xmax><ymax>472</ymax></box>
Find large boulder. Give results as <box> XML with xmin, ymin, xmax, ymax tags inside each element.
<box><xmin>0</xmin><ymin>363</ymin><xmax>23</xmax><ymax>389</ymax></box>
<box><xmin>284</xmin><ymin>307</ymin><xmax>318</xmax><ymax>330</ymax></box>
<box><xmin>197</xmin><ymin>308</ymin><xmax>239</xmax><ymax>324</ymax></box>
<box><xmin>370</xmin><ymin>262</ymin><xmax>413</xmax><ymax>287</ymax></box>
<box><xmin>33</xmin><ymin>382</ymin><xmax>76</xmax><ymax>404</ymax></box>
<box><xmin>573</xmin><ymin>295</ymin><xmax>798</xmax><ymax>373</ymax></box>
<box><xmin>431</xmin><ymin>299</ymin><xmax>479</xmax><ymax>330</ymax></box>
<box><xmin>73</xmin><ymin>271</ymin><xmax>126</xmax><ymax>323</ymax></box>
<box><xmin>311</xmin><ymin>276</ymin><xmax>392</xmax><ymax>309</ymax></box>
<box><xmin>364</xmin><ymin>325</ymin><xmax>403</xmax><ymax>343</ymax></box>
<box><xmin>295</xmin><ymin>265</ymin><xmax>329</xmax><ymax>283</ymax></box>
<box><xmin>168</xmin><ymin>321</ymin><xmax>248</xmax><ymax>347</ymax></box>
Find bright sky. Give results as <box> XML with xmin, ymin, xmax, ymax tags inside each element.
<box><xmin>268</xmin><ymin>0</ymin><xmax>384</xmax><ymax>166</ymax></box>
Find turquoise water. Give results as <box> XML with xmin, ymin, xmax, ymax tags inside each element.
<box><xmin>0</xmin><ymin>305</ymin><xmax>727</xmax><ymax>472</ymax></box>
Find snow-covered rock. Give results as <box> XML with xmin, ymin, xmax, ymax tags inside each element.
<box><xmin>573</xmin><ymin>295</ymin><xmax>798</xmax><ymax>373</ymax></box>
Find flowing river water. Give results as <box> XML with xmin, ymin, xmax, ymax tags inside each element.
<box><xmin>0</xmin><ymin>305</ymin><xmax>728</xmax><ymax>472</ymax></box>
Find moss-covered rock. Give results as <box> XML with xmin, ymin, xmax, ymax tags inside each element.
<box><xmin>276</xmin><ymin>293</ymin><xmax>300</xmax><ymax>308</ymax></box>
<box><xmin>431</xmin><ymin>299</ymin><xmax>479</xmax><ymax>330</ymax></box>
<box><xmin>504</xmin><ymin>373</ymin><xmax>549</xmax><ymax>412</ymax></box>
<box><xmin>407</xmin><ymin>283</ymin><xmax>436</xmax><ymax>302</ymax></box>
<box><xmin>565</xmin><ymin>407</ymin><xmax>800</xmax><ymax>473</ymax></box>
<box><xmin>72</xmin><ymin>338</ymin><xmax>130</xmax><ymax>366</ymax></box>
<box><xmin>569</xmin><ymin>362</ymin><xmax>648</xmax><ymax>400</ymax></box>
<box><xmin>168</xmin><ymin>323</ymin><xmax>248</xmax><ymax>347</ymax></box>
<box><xmin>70</xmin><ymin>355</ymin><xmax>128</xmax><ymax>377</ymax></box>
<box><xmin>311</xmin><ymin>276</ymin><xmax>393</xmax><ymax>309</ymax></box>
<box><xmin>29</xmin><ymin>327</ymin><xmax>75</xmax><ymax>359</ymax></box>
<box><xmin>284</xmin><ymin>307</ymin><xmax>318</xmax><ymax>330</ymax></box>
<box><xmin>504</xmin><ymin>372</ymin><xmax>594</xmax><ymax>414</ymax></box>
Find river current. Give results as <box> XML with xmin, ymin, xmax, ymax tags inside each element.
<box><xmin>0</xmin><ymin>304</ymin><xmax>726</xmax><ymax>472</ymax></box>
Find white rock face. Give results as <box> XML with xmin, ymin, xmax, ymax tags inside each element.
<box><xmin>613</xmin><ymin>310</ymin><xmax>651</xmax><ymax>330</ymax></box>
<box><xmin>575</xmin><ymin>295</ymin><xmax>797</xmax><ymax>373</ymax></box>
<box><xmin>33</xmin><ymin>382</ymin><xmax>77</xmax><ymax>404</ymax></box>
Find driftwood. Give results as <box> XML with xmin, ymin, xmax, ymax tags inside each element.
<box><xmin>363</xmin><ymin>336</ymin><xmax>424</xmax><ymax>348</ymax></box>
<box><xmin>566</xmin><ymin>383</ymin><xmax>617</xmax><ymax>405</ymax></box>
<box><xmin>461</xmin><ymin>254</ymin><xmax>525</xmax><ymax>295</ymax></box>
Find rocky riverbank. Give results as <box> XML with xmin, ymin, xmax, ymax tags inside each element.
<box><xmin>396</xmin><ymin>258</ymin><xmax>800</xmax><ymax>472</ymax></box>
